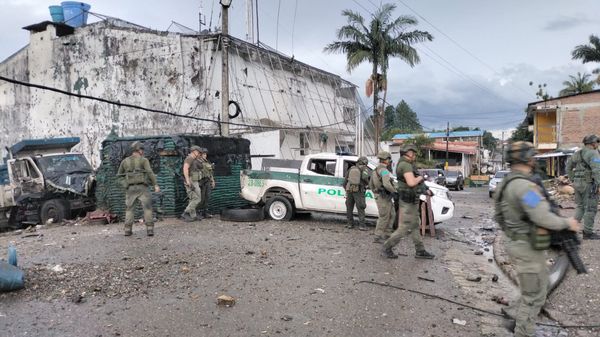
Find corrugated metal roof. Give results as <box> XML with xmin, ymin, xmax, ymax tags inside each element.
<box><xmin>392</xmin><ymin>130</ymin><xmax>484</xmax><ymax>140</ymax></box>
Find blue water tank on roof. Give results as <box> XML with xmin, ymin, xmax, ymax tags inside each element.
<box><xmin>61</xmin><ymin>1</ymin><xmax>91</xmax><ymax>28</ymax></box>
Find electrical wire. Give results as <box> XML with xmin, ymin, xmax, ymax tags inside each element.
<box><xmin>359</xmin><ymin>280</ymin><xmax>600</xmax><ymax>329</ymax></box>
<box><xmin>0</xmin><ymin>75</ymin><xmax>336</xmax><ymax>131</ymax></box>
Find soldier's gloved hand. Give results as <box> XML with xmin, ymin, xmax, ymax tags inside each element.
<box><xmin>154</xmin><ymin>185</ymin><xmax>161</xmax><ymax>193</ymax></box>
<box><xmin>567</xmin><ymin>218</ymin><xmax>581</xmax><ymax>232</ymax></box>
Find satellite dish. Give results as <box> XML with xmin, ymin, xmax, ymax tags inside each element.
<box><xmin>481</xmin><ymin>166</ymin><xmax>488</xmax><ymax>174</ymax></box>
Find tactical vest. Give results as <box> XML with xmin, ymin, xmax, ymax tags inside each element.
<box><xmin>572</xmin><ymin>149</ymin><xmax>593</xmax><ymax>188</ymax></box>
<box><xmin>122</xmin><ymin>156</ymin><xmax>149</xmax><ymax>186</ymax></box>
<box><xmin>396</xmin><ymin>158</ymin><xmax>418</xmax><ymax>203</ymax></box>
<box><xmin>369</xmin><ymin>164</ymin><xmax>385</xmax><ymax>192</ymax></box>
<box><xmin>494</xmin><ymin>172</ymin><xmax>551</xmax><ymax>250</ymax></box>
<box><xmin>189</xmin><ymin>156</ymin><xmax>203</xmax><ymax>182</ymax></box>
<box><xmin>345</xmin><ymin>166</ymin><xmax>365</xmax><ymax>193</ymax></box>
<box><xmin>200</xmin><ymin>160</ymin><xmax>213</xmax><ymax>181</ymax></box>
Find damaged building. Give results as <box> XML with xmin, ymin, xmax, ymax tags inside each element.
<box><xmin>0</xmin><ymin>16</ymin><xmax>362</xmax><ymax>168</ymax></box>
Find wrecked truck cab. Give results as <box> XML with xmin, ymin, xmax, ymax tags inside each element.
<box><xmin>0</xmin><ymin>137</ymin><xmax>96</xmax><ymax>230</ymax></box>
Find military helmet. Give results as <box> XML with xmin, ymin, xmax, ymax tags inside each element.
<box><xmin>357</xmin><ymin>156</ymin><xmax>368</xmax><ymax>165</ymax></box>
<box><xmin>130</xmin><ymin>141</ymin><xmax>144</xmax><ymax>151</ymax></box>
<box><xmin>190</xmin><ymin>145</ymin><xmax>203</xmax><ymax>153</ymax></box>
<box><xmin>200</xmin><ymin>147</ymin><xmax>208</xmax><ymax>153</ymax></box>
<box><xmin>582</xmin><ymin>134</ymin><xmax>600</xmax><ymax>145</ymax></box>
<box><xmin>377</xmin><ymin>151</ymin><xmax>391</xmax><ymax>160</ymax></box>
<box><xmin>505</xmin><ymin>141</ymin><xmax>536</xmax><ymax>164</ymax></box>
<box><xmin>401</xmin><ymin>144</ymin><xmax>418</xmax><ymax>154</ymax></box>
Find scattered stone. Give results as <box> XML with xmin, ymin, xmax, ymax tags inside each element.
<box><xmin>280</xmin><ymin>315</ymin><xmax>293</xmax><ymax>321</ymax></box>
<box><xmin>466</xmin><ymin>275</ymin><xmax>481</xmax><ymax>282</ymax></box>
<box><xmin>217</xmin><ymin>295</ymin><xmax>236</xmax><ymax>306</ymax></box>
<box><xmin>492</xmin><ymin>274</ymin><xmax>499</xmax><ymax>282</ymax></box>
<box><xmin>452</xmin><ymin>318</ymin><xmax>466</xmax><ymax>325</ymax></box>
<box><xmin>474</xmin><ymin>251</ymin><xmax>483</xmax><ymax>255</ymax></box>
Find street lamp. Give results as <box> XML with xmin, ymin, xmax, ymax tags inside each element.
<box><xmin>220</xmin><ymin>0</ymin><xmax>232</xmax><ymax>136</ymax></box>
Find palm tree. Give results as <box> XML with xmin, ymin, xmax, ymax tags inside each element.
<box><xmin>559</xmin><ymin>72</ymin><xmax>595</xmax><ymax>96</ymax></box>
<box><xmin>324</xmin><ymin>3</ymin><xmax>432</xmax><ymax>154</ymax></box>
<box><xmin>572</xmin><ymin>35</ymin><xmax>600</xmax><ymax>83</ymax></box>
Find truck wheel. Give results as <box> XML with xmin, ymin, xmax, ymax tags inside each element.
<box><xmin>40</xmin><ymin>199</ymin><xmax>67</xmax><ymax>224</ymax></box>
<box><xmin>265</xmin><ymin>196</ymin><xmax>294</xmax><ymax>221</ymax></box>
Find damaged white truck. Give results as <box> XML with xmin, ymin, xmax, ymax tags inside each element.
<box><xmin>0</xmin><ymin>138</ymin><xmax>96</xmax><ymax>230</ymax></box>
<box><xmin>240</xmin><ymin>153</ymin><xmax>454</xmax><ymax>223</ymax></box>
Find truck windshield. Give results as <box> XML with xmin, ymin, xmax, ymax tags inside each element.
<box><xmin>35</xmin><ymin>154</ymin><xmax>92</xmax><ymax>175</ymax></box>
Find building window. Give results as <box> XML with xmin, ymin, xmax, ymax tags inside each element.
<box><xmin>300</xmin><ymin>133</ymin><xmax>309</xmax><ymax>156</ymax></box>
<box><xmin>343</xmin><ymin>107</ymin><xmax>356</xmax><ymax>125</ymax></box>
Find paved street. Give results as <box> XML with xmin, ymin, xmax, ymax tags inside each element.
<box><xmin>1</xmin><ymin>187</ymin><xmax>598</xmax><ymax>337</ymax></box>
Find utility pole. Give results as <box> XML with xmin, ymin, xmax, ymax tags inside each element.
<box><xmin>501</xmin><ymin>131</ymin><xmax>505</xmax><ymax>169</ymax></box>
<box><xmin>445</xmin><ymin>121</ymin><xmax>449</xmax><ymax>170</ymax></box>
<box><xmin>220</xmin><ymin>0</ymin><xmax>232</xmax><ymax>137</ymax></box>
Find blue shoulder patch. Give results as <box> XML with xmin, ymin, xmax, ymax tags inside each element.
<box><xmin>522</xmin><ymin>190</ymin><xmax>542</xmax><ymax>208</ymax></box>
<box><xmin>381</xmin><ymin>170</ymin><xmax>390</xmax><ymax>176</ymax></box>
<box><xmin>592</xmin><ymin>158</ymin><xmax>600</xmax><ymax>164</ymax></box>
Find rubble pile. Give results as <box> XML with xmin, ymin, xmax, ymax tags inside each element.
<box><xmin>543</xmin><ymin>176</ymin><xmax>576</xmax><ymax>209</ymax></box>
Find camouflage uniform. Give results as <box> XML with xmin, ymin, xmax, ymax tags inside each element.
<box><xmin>566</xmin><ymin>135</ymin><xmax>600</xmax><ymax>239</ymax></box>
<box><xmin>495</xmin><ymin>141</ymin><xmax>573</xmax><ymax>337</ymax></box>
<box><xmin>117</xmin><ymin>142</ymin><xmax>159</xmax><ymax>236</ymax></box>
<box><xmin>344</xmin><ymin>156</ymin><xmax>370</xmax><ymax>230</ymax></box>
<box><xmin>198</xmin><ymin>149</ymin><xmax>215</xmax><ymax>218</ymax></box>
<box><xmin>371</xmin><ymin>152</ymin><xmax>397</xmax><ymax>242</ymax></box>
<box><xmin>182</xmin><ymin>146</ymin><xmax>204</xmax><ymax>221</ymax></box>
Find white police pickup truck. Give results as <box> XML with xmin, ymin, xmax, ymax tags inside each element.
<box><xmin>240</xmin><ymin>153</ymin><xmax>454</xmax><ymax>222</ymax></box>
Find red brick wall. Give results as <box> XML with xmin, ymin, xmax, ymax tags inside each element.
<box><xmin>560</xmin><ymin>106</ymin><xmax>600</xmax><ymax>147</ymax></box>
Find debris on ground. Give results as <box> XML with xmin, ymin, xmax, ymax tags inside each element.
<box><xmin>217</xmin><ymin>295</ymin><xmax>236</xmax><ymax>306</ymax></box>
<box><xmin>452</xmin><ymin>318</ymin><xmax>467</xmax><ymax>326</ymax></box>
<box><xmin>466</xmin><ymin>275</ymin><xmax>482</xmax><ymax>282</ymax></box>
<box><xmin>491</xmin><ymin>295</ymin><xmax>509</xmax><ymax>305</ymax></box>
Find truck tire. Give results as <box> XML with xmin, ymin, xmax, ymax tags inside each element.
<box><xmin>265</xmin><ymin>196</ymin><xmax>294</xmax><ymax>221</ymax></box>
<box><xmin>40</xmin><ymin>199</ymin><xmax>67</xmax><ymax>225</ymax></box>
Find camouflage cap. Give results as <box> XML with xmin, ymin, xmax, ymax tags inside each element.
<box><xmin>357</xmin><ymin>156</ymin><xmax>368</xmax><ymax>165</ymax></box>
<box><xmin>376</xmin><ymin>151</ymin><xmax>391</xmax><ymax>160</ymax></box>
<box><xmin>130</xmin><ymin>141</ymin><xmax>144</xmax><ymax>151</ymax></box>
<box><xmin>505</xmin><ymin>141</ymin><xmax>536</xmax><ymax>164</ymax></box>
<box><xmin>190</xmin><ymin>145</ymin><xmax>203</xmax><ymax>153</ymax></box>
<box><xmin>582</xmin><ymin>134</ymin><xmax>600</xmax><ymax>145</ymax></box>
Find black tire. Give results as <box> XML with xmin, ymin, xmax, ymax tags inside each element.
<box><xmin>265</xmin><ymin>196</ymin><xmax>294</xmax><ymax>221</ymax></box>
<box><xmin>40</xmin><ymin>199</ymin><xmax>67</xmax><ymax>224</ymax></box>
<box><xmin>220</xmin><ymin>207</ymin><xmax>264</xmax><ymax>222</ymax></box>
<box><xmin>489</xmin><ymin>191</ymin><xmax>493</xmax><ymax>198</ymax></box>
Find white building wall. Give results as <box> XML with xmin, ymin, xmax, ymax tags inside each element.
<box><xmin>0</xmin><ymin>21</ymin><xmax>358</xmax><ymax>167</ymax></box>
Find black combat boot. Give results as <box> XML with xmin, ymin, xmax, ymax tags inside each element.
<box><xmin>358</xmin><ymin>223</ymin><xmax>368</xmax><ymax>231</ymax></box>
<box><xmin>415</xmin><ymin>250</ymin><xmax>435</xmax><ymax>259</ymax></box>
<box><xmin>345</xmin><ymin>222</ymin><xmax>355</xmax><ymax>229</ymax></box>
<box><xmin>381</xmin><ymin>247</ymin><xmax>398</xmax><ymax>259</ymax></box>
<box><xmin>203</xmin><ymin>210</ymin><xmax>213</xmax><ymax>219</ymax></box>
<box><xmin>181</xmin><ymin>212</ymin><xmax>195</xmax><ymax>222</ymax></box>
<box><xmin>147</xmin><ymin>227</ymin><xmax>154</xmax><ymax>236</ymax></box>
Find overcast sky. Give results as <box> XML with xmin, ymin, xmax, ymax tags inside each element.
<box><xmin>1</xmin><ymin>0</ymin><xmax>600</xmax><ymax>133</ymax></box>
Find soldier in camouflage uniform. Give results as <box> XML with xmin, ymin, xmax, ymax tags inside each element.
<box><xmin>382</xmin><ymin>144</ymin><xmax>434</xmax><ymax>259</ymax></box>
<box><xmin>371</xmin><ymin>151</ymin><xmax>397</xmax><ymax>243</ymax></box>
<box><xmin>344</xmin><ymin>156</ymin><xmax>370</xmax><ymax>230</ymax></box>
<box><xmin>197</xmin><ymin>148</ymin><xmax>216</xmax><ymax>219</ymax></box>
<box><xmin>495</xmin><ymin>141</ymin><xmax>580</xmax><ymax>336</ymax></box>
<box><xmin>566</xmin><ymin>134</ymin><xmax>600</xmax><ymax>239</ymax></box>
<box><xmin>182</xmin><ymin>146</ymin><xmax>204</xmax><ymax>222</ymax></box>
<box><xmin>117</xmin><ymin>141</ymin><xmax>160</xmax><ymax>236</ymax></box>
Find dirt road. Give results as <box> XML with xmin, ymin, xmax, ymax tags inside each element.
<box><xmin>0</xmin><ymin>187</ymin><xmax>595</xmax><ymax>337</ymax></box>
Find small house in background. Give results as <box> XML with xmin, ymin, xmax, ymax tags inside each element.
<box><xmin>389</xmin><ymin>130</ymin><xmax>483</xmax><ymax>176</ymax></box>
<box><xmin>526</xmin><ymin>90</ymin><xmax>600</xmax><ymax>177</ymax></box>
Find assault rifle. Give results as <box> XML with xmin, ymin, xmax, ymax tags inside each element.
<box><xmin>532</xmin><ymin>175</ymin><xmax>587</xmax><ymax>274</ymax></box>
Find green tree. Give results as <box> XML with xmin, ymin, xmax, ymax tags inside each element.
<box><xmin>571</xmin><ymin>35</ymin><xmax>600</xmax><ymax>82</ymax></box>
<box><xmin>382</xmin><ymin>100</ymin><xmax>423</xmax><ymax>140</ymax></box>
<box><xmin>510</xmin><ymin>119</ymin><xmax>533</xmax><ymax>142</ymax></box>
<box><xmin>482</xmin><ymin>131</ymin><xmax>497</xmax><ymax>152</ymax></box>
<box><xmin>559</xmin><ymin>72</ymin><xmax>595</xmax><ymax>96</ymax></box>
<box><xmin>324</xmin><ymin>3</ymin><xmax>433</xmax><ymax>153</ymax></box>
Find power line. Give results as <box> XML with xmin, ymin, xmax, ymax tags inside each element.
<box><xmin>0</xmin><ymin>75</ymin><xmax>346</xmax><ymax>131</ymax></box>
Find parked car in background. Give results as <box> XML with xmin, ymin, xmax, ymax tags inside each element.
<box><xmin>418</xmin><ymin>169</ymin><xmax>446</xmax><ymax>187</ymax></box>
<box><xmin>489</xmin><ymin>170</ymin><xmax>510</xmax><ymax>198</ymax></box>
<box><xmin>445</xmin><ymin>170</ymin><xmax>464</xmax><ymax>190</ymax></box>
